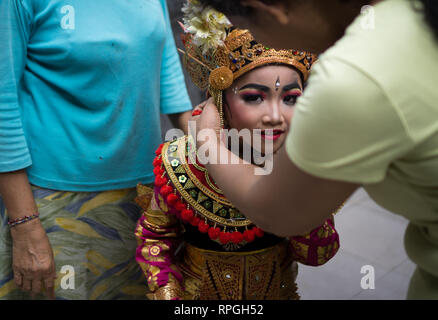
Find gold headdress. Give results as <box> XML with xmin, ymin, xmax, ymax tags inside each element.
<box><xmin>181</xmin><ymin>0</ymin><xmax>317</xmax><ymax>127</ymax></box>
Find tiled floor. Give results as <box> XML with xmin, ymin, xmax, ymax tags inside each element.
<box><xmin>296</xmin><ymin>188</ymin><xmax>416</xmax><ymax>300</ymax></box>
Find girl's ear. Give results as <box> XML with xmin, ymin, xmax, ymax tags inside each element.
<box><xmin>242</xmin><ymin>0</ymin><xmax>290</xmax><ymax>25</ymax></box>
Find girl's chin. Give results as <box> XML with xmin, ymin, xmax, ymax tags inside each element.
<box><xmin>256</xmin><ymin>140</ymin><xmax>284</xmax><ymax>156</ymax></box>
<box><xmin>271</xmin><ymin>138</ymin><xmax>285</xmax><ymax>152</ymax></box>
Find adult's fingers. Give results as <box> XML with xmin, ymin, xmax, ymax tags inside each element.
<box><xmin>203</xmin><ymin>97</ymin><xmax>218</xmax><ymax>111</ymax></box>
<box><xmin>14</xmin><ymin>272</ymin><xmax>23</xmax><ymax>287</ymax></box>
<box><xmin>202</xmin><ymin>99</ymin><xmax>221</xmax><ymax>123</ymax></box>
<box><xmin>194</xmin><ymin>99</ymin><xmax>220</xmax><ymax>127</ymax></box>
<box><xmin>191</xmin><ymin>100</ymin><xmax>209</xmax><ymax>116</ymax></box>
<box><xmin>31</xmin><ymin>278</ymin><xmax>42</xmax><ymax>296</ymax></box>
<box><xmin>195</xmin><ymin>99</ymin><xmax>209</xmax><ymax>109</ymax></box>
<box><xmin>22</xmin><ymin>277</ymin><xmax>32</xmax><ymax>292</ymax></box>
<box><xmin>43</xmin><ymin>277</ymin><xmax>56</xmax><ymax>300</ymax></box>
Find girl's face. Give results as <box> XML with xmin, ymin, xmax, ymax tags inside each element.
<box><xmin>224</xmin><ymin>65</ymin><xmax>303</xmax><ymax>154</ymax></box>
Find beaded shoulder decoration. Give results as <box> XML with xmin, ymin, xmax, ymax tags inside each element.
<box><xmin>153</xmin><ymin>136</ymin><xmax>264</xmax><ymax>249</ymax></box>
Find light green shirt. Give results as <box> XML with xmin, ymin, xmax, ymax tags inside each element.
<box><xmin>286</xmin><ymin>0</ymin><xmax>438</xmax><ymax>299</ymax></box>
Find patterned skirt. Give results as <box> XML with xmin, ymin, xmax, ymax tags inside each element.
<box><xmin>179</xmin><ymin>242</ymin><xmax>300</xmax><ymax>300</ymax></box>
<box><xmin>0</xmin><ymin>186</ymin><xmax>149</xmax><ymax>300</ymax></box>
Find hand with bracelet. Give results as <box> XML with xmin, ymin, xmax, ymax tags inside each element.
<box><xmin>0</xmin><ymin>170</ymin><xmax>56</xmax><ymax>299</ymax></box>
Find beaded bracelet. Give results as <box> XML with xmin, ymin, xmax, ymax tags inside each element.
<box><xmin>8</xmin><ymin>213</ymin><xmax>39</xmax><ymax>228</ymax></box>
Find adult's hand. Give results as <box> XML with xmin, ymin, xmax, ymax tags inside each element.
<box><xmin>190</xmin><ymin>98</ymin><xmax>222</xmax><ymax>150</ymax></box>
<box><xmin>0</xmin><ymin>170</ymin><xmax>57</xmax><ymax>299</ymax></box>
<box><xmin>10</xmin><ymin>217</ymin><xmax>57</xmax><ymax>299</ymax></box>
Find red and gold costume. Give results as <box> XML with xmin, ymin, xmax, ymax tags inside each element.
<box><xmin>135</xmin><ymin>137</ymin><xmax>340</xmax><ymax>300</ymax></box>
<box><xmin>134</xmin><ymin>1</ymin><xmax>338</xmax><ymax>300</ymax></box>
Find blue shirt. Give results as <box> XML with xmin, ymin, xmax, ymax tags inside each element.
<box><xmin>0</xmin><ymin>0</ymin><xmax>192</xmax><ymax>191</ymax></box>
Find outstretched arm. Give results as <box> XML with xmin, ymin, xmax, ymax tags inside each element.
<box><xmin>195</xmin><ymin>101</ymin><xmax>358</xmax><ymax>237</ymax></box>
<box><xmin>193</xmin><ymin>52</ymin><xmax>411</xmax><ymax>237</ymax></box>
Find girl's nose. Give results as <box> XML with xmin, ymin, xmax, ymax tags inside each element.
<box><xmin>262</xmin><ymin>102</ymin><xmax>283</xmax><ymax>126</ymax></box>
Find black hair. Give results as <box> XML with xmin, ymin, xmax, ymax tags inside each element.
<box><xmin>199</xmin><ymin>0</ymin><xmax>438</xmax><ymax>40</ymax></box>
<box><xmin>197</xmin><ymin>0</ymin><xmax>279</xmax><ymax>16</ymax></box>
<box><xmin>417</xmin><ymin>0</ymin><xmax>438</xmax><ymax>39</ymax></box>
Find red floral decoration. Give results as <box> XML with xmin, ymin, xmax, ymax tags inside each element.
<box><xmin>152</xmin><ymin>143</ymin><xmax>265</xmax><ymax>246</ymax></box>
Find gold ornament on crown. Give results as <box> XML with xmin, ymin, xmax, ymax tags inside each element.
<box><xmin>180</xmin><ymin>0</ymin><xmax>317</xmax><ymax>127</ymax></box>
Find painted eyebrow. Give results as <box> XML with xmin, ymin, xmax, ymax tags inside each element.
<box><xmin>239</xmin><ymin>82</ymin><xmax>302</xmax><ymax>93</ymax></box>
<box><xmin>238</xmin><ymin>83</ymin><xmax>270</xmax><ymax>93</ymax></box>
<box><xmin>282</xmin><ymin>82</ymin><xmax>302</xmax><ymax>92</ymax></box>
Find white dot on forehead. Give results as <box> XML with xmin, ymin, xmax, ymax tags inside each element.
<box><xmin>275</xmin><ymin>76</ymin><xmax>280</xmax><ymax>90</ymax></box>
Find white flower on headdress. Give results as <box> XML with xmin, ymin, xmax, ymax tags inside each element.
<box><xmin>182</xmin><ymin>0</ymin><xmax>232</xmax><ymax>54</ymax></box>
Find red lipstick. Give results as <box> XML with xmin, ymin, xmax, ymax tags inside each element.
<box><xmin>260</xmin><ymin>129</ymin><xmax>285</xmax><ymax>141</ymax></box>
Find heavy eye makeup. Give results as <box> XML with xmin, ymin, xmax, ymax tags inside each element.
<box><xmin>237</xmin><ymin>84</ymin><xmax>269</xmax><ymax>105</ymax></box>
<box><xmin>282</xmin><ymin>88</ymin><xmax>302</xmax><ymax>106</ymax></box>
<box><xmin>239</xmin><ymin>89</ymin><xmax>267</xmax><ymax>104</ymax></box>
<box><xmin>237</xmin><ymin>82</ymin><xmax>302</xmax><ymax>105</ymax></box>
